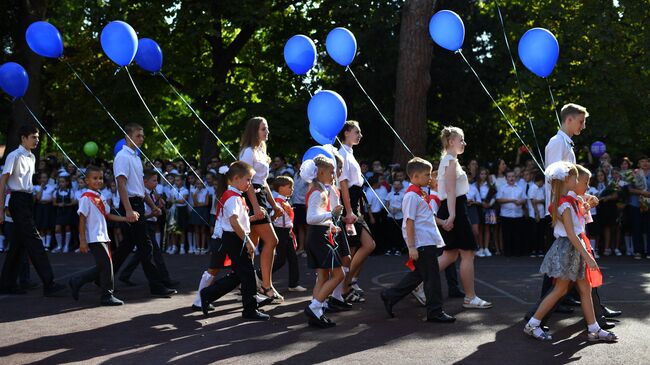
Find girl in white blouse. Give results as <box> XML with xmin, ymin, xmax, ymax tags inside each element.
<box><xmin>239</xmin><ymin>117</ymin><xmax>284</xmax><ymax>301</ymax></box>
<box><xmin>436</xmin><ymin>126</ymin><xmax>492</xmax><ymax>309</ymax></box>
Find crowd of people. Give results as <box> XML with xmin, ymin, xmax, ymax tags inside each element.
<box><xmin>0</xmin><ymin>103</ymin><xmax>629</xmax><ymax>341</ymax></box>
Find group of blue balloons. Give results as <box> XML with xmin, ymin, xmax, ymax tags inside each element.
<box><xmin>283</xmin><ymin>28</ymin><xmax>357</xmax><ymax>160</ymax></box>
<box><xmin>428</xmin><ymin>10</ymin><xmax>559</xmax><ymax>78</ymax></box>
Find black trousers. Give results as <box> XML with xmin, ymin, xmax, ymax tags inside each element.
<box><xmin>369</xmin><ymin>210</ymin><xmax>387</xmax><ymax>253</ymax></box>
<box><xmin>271</xmin><ymin>227</ymin><xmax>299</xmax><ymax>288</ymax></box>
<box><xmin>383</xmin><ymin>246</ymin><xmax>444</xmax><ymax>317</ymax></box>
<box><xmin>112</xmin><ymin>197</ymin><xmax>166</xmax><ymax>292</ymax></box>
<box><xmin>73</xmin><ymin>242</ymin><xmax>114</xmax><ymax>298</ymax></box>
<box><xmin>501</xmin><ymin>217</ymin><xmax>522</xmax><ymax>256</ymax></box>
<box><xmin>202</xmin><ymin>232</ymin><xmax>256</xmax><ymax>312</ymax></box>
<box><xmin>0</xmin><ymin>192</ymin><xmax>55</xmax><ymax>290</ymax></box>
<box><xmin>529</xmin><ymin>218</ymin><xmax>547</xmax><ymax>253</ymax></box>
<box><xmin>119</xmin><ymin>221</ymin><xmax>171</xmax><ymax>283</ymax></box>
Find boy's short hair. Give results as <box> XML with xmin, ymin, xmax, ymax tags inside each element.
<box><xmin>534</xmin><ymin>173</ymin><xmax>545</xmax><ymax>182</ymax></box>
<box><xmin>368</xmin><ymin>173</ymin><xmax>380</xmax><ymax>185</ymax></box>
<box><xmin>85</xmin><ymin>165</ymin><xmax>102</xmax><ymax>176</ymax></box>
<box><xmin>638</xmin><ymin>155</ymin><xmax>649</xmax><ymax>162</ymax></box>
<box><xmin>18</xmin><ymin>124</ymin><xmax>39</xmax><ymax>139</ymax></box>
<box><xmin>272</xmin><ymin>175</ymin><xmax>294</xmax><ymax>191</ymax></box>
<box><xmin>143</xmin><ymin>169</ymin><xmax>158</xmax><ymax>179</ymax></box>
<box><xmin>124</xmin><ymin>122</ymin><xmax>144</xmax><ymax>136</ymax></box>
<box><xmin>406</xmin><ymin>157</ymin><xmax>432</xmax><ymax>178</ymax></box>
<box><xmin>560</xmin><ymin>103</ymin><xmax>589</xmax><ymax>123</ymax></box>
<box><xmin>575</xmin><ymin>164</ymin><xmax>592</xmax><ymax>178</ymax></box>
<box><xmin>505</xmin><ymin>170</ymin><xmax>515</xmax><ymax>176</ymax></box>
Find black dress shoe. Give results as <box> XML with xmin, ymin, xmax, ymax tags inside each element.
<box><xmin>602</xmin><ymin>306</ymin><xmax>622</xmax><ymax>318</ymax></box>
<box><xmin>597</xmin><ymin>319</ymin><xmax>616</xmax><ymax>330</ymax></box>
<box><xmin>192</xmin><ymin>303</ymin><xmax>215</xmax><ymax>312</ymax></box>
<box><xmin>0</xmin><ymin>286</ymin><xmax>28</xmax><ymax>295</ymax></box>
<box><xmin>100</xmin><ymin>295</ymin><xmax>124</xmax><ymax>306</ymax></box>
<box><xmin>199</xmin><ymin>289</ymin><xmax>211</xmax><ymax>316</ymax></box>
<box><xmin>329</xmin><ymin>297</ymin><xmax>353</xmax><ymax>311</ymax></box>
<box><xmin>427</xmin><ymin>311</ymin><xmax>456</xmax><ymax>323</ymax></box>
<box><xmin>163</xmin><ymin>280</ymin><xmax>181</xmax><ymax>289</ymax></box>
<box><xmin>304</xmin><ymin>307</ymin><xmax>335</xmax><ymax>328</ymax></box>
<box><xmin>542</xmin><ymin>325</ymin><xmax>550</xmax><ymax>332</ymax></box>
<box><xmin>555</xmin><ymin>305</ymin><xmax>574</xmax><ymax>314</ymax></box>
<box><xmin>448</xmin><ymin>289</ymin><xmax>466</xmax><ymax>298</ymax></box>
<box><xmin>242</xmin><ymin>310</ymin><xmax>270</xmax><ymax>321</ymax></box>
<box><xmin>380</xmin><ymin>291</ymin><xmax>395</xmax><ymax>318</ymax></box>
<box><xmin>119</xmin><ymin>278</ymin><xmax>138</xmax><ymax>287</ymax></box>
<box><xmin>69</xmin><ymin>278</ymin><xmax>81</xmax><ymax>301</ymax></box>
<box><xmin>562</xmin><ymin>297</ymin><xmax>581</xmax><ymax>307</ymax></box>
<box><xmin>151</xmin><ymin>288</ymin><xmax>177</xmax><ymax>297</ymax></box>
<box><xmin>43</xmin><ymin>282</ymin><xmax>66</xmax><ymax>297</ymax></box>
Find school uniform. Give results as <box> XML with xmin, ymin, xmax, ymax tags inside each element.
<box><xmin>240</xmin><ymin>147</ymin><xmax>273</xmax><ymax>225</ymax></box>
<box><xmin>338</xmin><ymin>144</ymin><xmax>372</xmax><ymax>247</ymax></box>
<box><xmin>189</xmin><ymin>187</ymin><xmax>210</xmax><ymax>226</ymax></box>
<box><xmin>585</xmin><ymin>186</ymin><xmax>601</xmax><ymax>240</ymax></box>
<box><xmin>437</xmin><ymin>154</ymin><xmax>476</xmax><ymax>251</ymax></box>
<box><xmin>0</xmin><ymin>145</ymin><xmax>58</xmax><ymax>294</ymax></box>
<box><xmin>478</xmin><ymin>182</ymin><xmax>497</xmax><ymax>225</ymax></box>
<box><xmin>381</xmin><ymin>185</ymin><xmax>448</xmax><ymax>320</ymax></box>
<box><xmin>112</xmin><ymin>144</ymin><xmax>170</xmax><ymax>295</ymax></box>
<box><xmin>54</xmin><ymin>188</ymin><xmax>75</xmax><ymax>227</ymax></box>
<box><xmin>33</xmin><ymin>183</ymin><xmax>56</xmax><ymax>230</ymax></box>
<box><xmin>497</xmin><ymin>183</ymin><xmax>526</xmax><ymax>256</ymax></box>
<box><xmin>201</xmin><ymin>186</ymin><xmax>258</xmax><ymax>314</ymax></box>
<box><xmin>271</xmin><ymin>193</ymin><xmax>300</xmax><ymax>288</ymax></box>
<box><xmin>385</xmin><ymin>188</ymin><xmax>406</xmax><ymax>253</ymax></box>
<box><xmin>305</xmin><ymin>184</ymin><xmax>342</xmax><ymax>269</ymax></box>
<box><xmin>466</xmin><ymin>184</ymin><xmax>481</xmax><ymax>225</ymax></box>
<box><xmin>171</xmin><ymin>186</ymin><xmax>189</xmax><ymax>230</ymax></box>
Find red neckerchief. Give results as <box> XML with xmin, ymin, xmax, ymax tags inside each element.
<box><xmin>215</xmin><ymin>187</ymin><xmax>246</xmax><ymax>267</ymax></box>
<box><xmin>82</xmin><ymin>191</ymin><xmax>108</xmax><ymax>216</ymax></box>
<box><xmin>428</xmin><ymin>193</ymin><xmax>441</xmax><ymax>210</ymax></box>
<box><xmin>551</xmin><ymin>195</ymin><xmax>603</xmax><ymax>287</ymax></box>
<box><xmin>274</xmin><ymin>196</ymin><xmax>295</xmax><ymax>223</ymax></box>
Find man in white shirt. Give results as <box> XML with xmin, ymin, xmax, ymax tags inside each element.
<box><xmin>112</xmin><ymin>123</ymin><xmax>176</xmax><ymax>297</ymax></box>
<box><xmin>0</xmin><ymin>125</ymin><xmax>65</xmax><ymax>296</ymax></box>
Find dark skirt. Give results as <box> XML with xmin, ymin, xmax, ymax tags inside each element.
<box><xmin>34</xmin><ymin>203</ymin><xmax>53</xmax><ymax>230</ymax></box>
<box><xmin>334</xmin><ymin>221</ymin><xmax>351</xmax><ymax>257</ymax></box>
<box><xmin>243</xmin><ymin>184</ymin><xmax>272</xmax><ymax>226</ymax></box>
<box><xmin>175</xmin><ymin>205</ymin><xmax>189</xmax><ymax>230</ymax></box>
<box><xmin>293</xmin><ymin>204</ymin><xmax>307</xmax><ymax>226</ymax></box>
<box><xmin>55</xmin><ymin>206</ymin><xmax>75</xmax><ymax>226</ymax></box>
<box><xmin>437</xmin><ymin>195</ymin><xmax>478</xmax><ymax>251</ymax></box>
<box><xmin>306</xmin><ymin>225</ymin><xmax>341</xmax><ymax>269</ymax></box>
<box><xmin>467</xmin><ymin>205</ymin><xmax>480</xmax><ymax>225</ymax></box>
<box><xmin>189</xmin><ymin>206</ymin><xmax>210</xmax><ymax>226</ymax></box>
<box><xmin>343</xmin><ymin>185</ymin><xmax>372</xmax><ymax>248</ymax></box>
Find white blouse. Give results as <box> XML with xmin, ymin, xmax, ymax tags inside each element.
<box><xmin>239</xmin><ymin>147</ymin><xmax>270</xmax><ymax>185</ymax></box>
<box><xmin>338</xmin><ymin>144</ymin><xmax>363</xmax><ymax>187</ymax></box>
<box><xmin>306</xmin><ymin>185</ymin><xmax>333</xmax><ymax>227</ymax></box>
<box><xmin>553</xmin><ymin>192</ymin><xmax>586</xmax><ymax>238</ymax></box>
<box><xmin>437</xmin><ymin>154</ymin><xmax>469</xmax><ymax>201</ymax></box>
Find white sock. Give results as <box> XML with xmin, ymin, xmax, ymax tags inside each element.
<box><xmin>64</xmin><ymin>232</ymin><xmax>71</xmax><ymax>247</ymax></box>
<box><xmin>45</xmin><ymin>234</ymin><xmax>52</xmax><ymax>248</ymax></box>
<box><xmin>55</xmin><ymin>233</ymin><xmax>63</xmax><ymax>249</ymax></box>
<box><xmin>309</xmin><ymin>299</ymin><xmax>323</xmax><ymax>318</ymax></box>
<box><xmin>41</xmin><ymin>236</ymin><xmax>46</xmax><ymax>248</ymax></box>
<box><xmin>188</xmin><ymin>233</ymin><xmax>194</xmax><ymax>251</ymax></box>
<box><xmin>155</xmin><ymin>232</ymin><xmax>161</xmax><ymax>246</ymax></box>
<box><xmin>193</xmin><ymin>271</ymin><xmax>215</xmax><ymax>307</ymax></box>
<box><xmin>587</xmin><ymin>322</ymin><xmax>600</xmax><ymax>333</ymax></box>
<box><xmin>527</xmin><ymin>317</ymin><xmax>541</xmax><ymax>327</ymax></box>
<box><xmin>332</xmin><ymin>267</ymin><xmax>348</xmax><ymax>301</ymax></box>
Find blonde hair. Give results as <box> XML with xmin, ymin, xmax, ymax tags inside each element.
<box><xmin>560</xmin><ymin>103</ymin><xmax>589</xmax><ymax>123</ymax></box>
<box><xmin>550</xmin><ymin>163</ymin><xmax>579</xmax><ymax>225</ymax></box>
<box><xmin>239</xmin><ymin>117</ymin><xmax>271</xmax><ymax>163</ymax></box>
<box><xmin>311</xmin><ymin>156</ymin><xmax>335</xmax><ymax>192</ymax></box>
<box><xmin>575</xmin><ymin>164</ymin><xmax>592</xmax><ymax>178</ymax></box>
<box><xmin>440</xmin><ymin>126</ymin><xmax>464</xmax><ymax>154</ymax></box>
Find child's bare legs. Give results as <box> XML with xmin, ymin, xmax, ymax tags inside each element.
<box><xmin>482</xmin><ymin>224</ymin><xmax>491</xmax><ymax>250</ymax></box>
<box><xmin>438</xmin><ymin>249</ymin><xmax>477</xmax><ymax>298</ymax></box>
<box><xmin>495</xmin><ymin>224</ymin><xmax>503</xmax><ymax>254</ymax></box>
<box><xmin>345</xmin><ymin>230</ymin><xmax>375</xmax><ymax>290</ymax></box>
<box><xmin>472</xmin><ymin>224</ymin><xmax>481</xmax><ymax>249</ymax></box>
<box><xmin>296</xmin><ymin>224</ymin><xmax>307</xmax><ymax>252</ymax></box>
<box><xmin>576</xmin><ymin>278</ymin><xmax>596</xmax><ymax>325</ymax></box>
<box><xmin>250</xmin><ymin>224</ymin><xmax>279</xmax><ymax>294</ymax></box>
<box><xmin>532</xmin><ymin>279</ymin><xmax>570</xmax><ymax>320</ymax></box>
<box><xmin>314</xmin><ymin>268</ymin><xmax>344</xmax><ymax>302</ymax></box>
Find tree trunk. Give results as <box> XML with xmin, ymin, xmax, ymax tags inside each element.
<box><xmin>392</xmin><ymin>0</ymin><xmax>435</xmax><ymax>167</ymax></box>
<box><xmin>2</xmin><ymin>0</ymin><xmax>46</xmax><ymax>163</ymax></box>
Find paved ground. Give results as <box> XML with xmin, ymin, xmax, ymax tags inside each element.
<box><xmin>0</xmin><ymin>252</ymin><xmax>648</xmax><ymax>364</ymax></box>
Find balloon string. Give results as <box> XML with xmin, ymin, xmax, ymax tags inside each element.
<box><xmin>61</xmin><ymin>59</ymin><xmax>207</xmax><ymax>223</ymax></box>
<box><xmin>346</xmin><ymin>67</ymin><xmax>415</xmax><ymax>158</ymax></box>
<box><xmin>158</xmin><ymin>72</ymin><xmax>237</xmax><ymax>161</ymax></box>
<box><xmin>546</xmin><ymin>79</ymin><xmax>562</xmax><ymax>129</ymax></box>
<box><xmin>456</xmin><ymin>50</ymin><xmax>544</xmax><ymax>172</ymax></box>
<box><xmin>20</xmin><ymin>99</ymin><xmax>85</xmax><ymax>176</ymax></box>
<box><xmin>494</xmin><ymin>0</ymin><xmax>545</xmax><ymax>166</ymax></box>
<box><xmin>124</xmin><ymin>67</ymin><xmax>214</xmax><ymax>227</ymax></box>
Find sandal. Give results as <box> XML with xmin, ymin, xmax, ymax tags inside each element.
<box><xmin>258</xmin><ymin>286</ymin><xmax>274</xmax><ymax>300</ymax></box>
<box><xmin>524</xmin><ymin>323</ymin><xmax>552</xmax><ymax>341</ymax></box>
<box><xmin>588</xmin><ymin>329</ymin><xmax>618</xmax><ymax>342</ymax></box>
<box><xmin>271</xmin><ymin>287</ymin><xmax>284</xmax><ymax>302</ymax></box>
<box><xmin>345</xmin><ymin>290</ymin><xmax>366</xmax><ymax>303</ymax></box>
<box><xmin>463</xmin><ymin>296</ymin><xmax>493</xmax><ymax>309</ymax></box>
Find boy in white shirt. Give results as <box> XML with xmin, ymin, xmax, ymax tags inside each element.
<box><xmin>496</xmin><ymin>171</ymin><xmax>526</xmax><ymax>256</ymax></box>
<box><xmin>380</xmin><ymin>158</ymin><xmax>455</xmax><ymax>323</ymax></box>
<box><xmin>69</xmin><ymin>166</ymin><xmax>128</xmax><ymax>306</ymax></box>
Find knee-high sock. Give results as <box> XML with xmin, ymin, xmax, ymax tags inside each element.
<box><xmin>55</xmin><ymin>233</ymin><xmax>63</xmax><ymax>250</ymax></box>
<box><xmin>193</xmin><ymin>271</ymin><xmax>215</xmax><ymax>307</ymax></box>
<box><xmin>64</xmin><ymin>232</ymin><xmax>72</xmax><ymax>249</ymax></box>
<box><xmin>188</xmin><ymin>232</ymin><xmax>194</xmax><ymax>251</ymax></box>
<box><xmin>155</xmin><ymin>232</ymin><xmax>161</xmax><ymax>247</ymax></box>
<box><xmin>45</xmin><ymin>234</ymin><xmax>52</xmax><ymax>249</ymax></box>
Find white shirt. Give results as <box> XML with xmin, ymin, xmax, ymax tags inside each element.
<box><xmin>212</xmin><ymin>186</ymin><xmax>250</xmax><ymax>238</ymax></box>
<box><xmin>193</xmin><ymin>187</ymin><xmax>209</xmax><ymax>205</ymax></box>
<box><xmin>291</xmin><ymin>173</ymin><xmax>309</xmax><ymax>205</ymax></box>
<box><xmin>437</xmin><ymin>154</ymin><xmax>469</xmax><ymax>200</ymax></box>
<box><xmin>527</xmin><ymin>183</ymin><xmax>546</xmax><ymax>219</ymax></box>
<box><xmin>385</xmin><ymin>189</ymin><xmax>405</xmax><ymax>220</ymax></box>
<box><xmin>74</xmin><ymin>188</ymin><xmax>87</xmax><ymax>202</ymax></box>
<box><xmin>401</xmin><ymin>190</ymin><xmax>445</xmax><ymax>248</ymax></box>
<box><xmin>496</xmin><ymin>183</ymin><xmax>526</xmax><ymax>218</ymax></box>
<box><xmin>113</xmin><ymin>145</ymin><xmax>145</xmax><ymax>198</ymax></box>
<box><xmin>306</xmin><ymin>185</ymin><xmax>333</xmax><ymax>227</ymax></box>
<box><xmin>4</xmin><ymin>193</ymin><xmax>12</xmax><ymax>223</ymax></box>
<box><xmin>553</xmin><ymin>191</ymin><xmax>585</xmax><ymax>238</ymax></box>
<box><xmin>327</xmin><ymin>185</ymin><xmax>341</xmax><ymax>212</ymax></box>
<box><xmin>545</xmin><ymin>130</ymin><xmax>576</xmax><ymax>214</ymax></box>
<box><xmin>365</xmin><ymin>185</ymin><xmax>388</xmax><ymax>213</ymax></box>
<box><xmin>2</xmin><ymin>145</ymin><xmax>35</xmax><ymax>192</ymax></box>
<box><xmin>272</xmin><ymin>194</ymin><xmax>293</xmax><ymax>229</ymax></box>
<box><xmin>587</xmin><ymin>187</ymin><xmax>598</xmax><ymax>216</ymax></box>
<box><xmin>171</xmin><ymin>186</ymin><xmax>189</xmax><ymax>206</ymax></box>
<box><xmin>467</xmin><ymin>184</ymin><xmax>481</xmax><ymax>204</ymax></box>
<box><xmin>338</xmin><ymin>144</ymin><xmax>363</xmax><ymax>187</ymax></box>
<box><xmin>207</xmin><ymin>185</ymin><xmax>217</xmax><ymax>215</ymax></box>
<box><xmin>77</xmin><ymin>190</ymin><xmax>111</xmax><ymax>243</ymax></box>
<box><xmin>239</xmin><ymin>147</ymin><xmax>269</xmax><ymax>185</ymax></box>
<box><xmin>34</xmin><ymin>183</ymin><xmax>56</xmax><ymax>202</ymax></box>
<box><xmin>144</xmin><ymin>188</ymin><xmax>157</xmax><ymax>222</ymax></box>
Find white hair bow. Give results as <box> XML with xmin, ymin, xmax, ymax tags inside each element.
<box><xmin>300</xmin><ymin>159</ymin><xmax>318</xmax><ymax>183</ymax></box>
<box><xmin>218</xmin><ymin>165</ymin><xmax>229</xmax><ymax>175</ymax></box>
<box><xmin>545</xmin><ymin>161</ymin><xmax>572</xmax><ymax>182</ymax></box>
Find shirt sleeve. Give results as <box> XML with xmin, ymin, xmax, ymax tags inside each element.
<box><xmin>2</xmin><ymin>153</ymin><xmax>16</xmax><ymax>176</ymax></box>
<box><xmin>338</xmin><ymin>156</ymin><xmax>352</xmax><ymax>183</ymax></box>
<box><xmin>113</xmin><ymin>154</ymin><xmax>128</xmax><ymax>179</ymax></box>
<box><xmin>557</xmin><ymin>202</ymin><xmax>572</xmax><ymax>216</ymax></box>
<box><xmin>77</xmin><ymin>197</ymin><xmax>90</xmax><ymax>217</ymax></box>
<box><xmin>239</xmin><ymin>148</ymin><xmax>255</xmax><ymax>167</ymax></box>
<box><xmin>306</xmin><ymin>190</ymin><xmax>332</xmax><ymax>225</ymax></box>
<box><xmin>544</xmin><ymin>137</ymin><xmax>563</xmax><ymax>167</ymax></box>
<box><xmin>496</xmin><ymin>188</ymin><xmax>504</xmax><ymax>199</ymax></box>
<box><xmin>223</xmin><ymin>197</ymin><xmax>238</xmax><ymax>220</ymax></box>
<box><xmin>402</xmin><ymin>194</ymin><xmax>418</xmax><ymax>222</ymax></box>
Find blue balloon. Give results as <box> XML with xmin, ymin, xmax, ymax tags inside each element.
<box><xmin>309</xmin><ymin>123</ymin><xmax>335</xmax><ymax>145</ymax></box>
<box><xmin>518</xmin><ymin>28</ymin><xmax>559</xmax><ymax>78</ymax></box>
<box><xmin>428</xmin><ymin>10</ymin><xmax>465</xmax><ymax>51</ymax></box>
<box><xmin>326</xmin><ymin>27</ymin><xmax>357</xmax><ymax>66</ymax></box>
<box><xmin>114</xmin><ymin>138</ymin><xmax>140</xmax><ymax>156</ymax></box>
<box><xmin>25</xmin><ymin>21</ymin><xmax>64</xmax><ymax>58</ymax></box>
<box><xmin>135</xmin><ymin>38</ymin><xmax>163</xmax><ymax>73</ymax></box>
<box><xmin>307</xmin><ymin>90</ymin><xmax>347</xmax><ymax>139</ymax></box>
<box><xmin>302</xmin><ymin>146</ymin><xmax>334</xmax><ymax>162</ymax></box>
<box><xmin>283</xmin><ymin>35</ymin><xmax>317</xmax><ymax>75</ymax></box>
<box><xmin>590</xmin><ymin>141</ymin><xmax>606</xmax><ymax>159</ymax></box>
<box><xmin>0</xmin><ymin>62</ymin><xmax>29</xmax><ymax>98</ymax></box>
<box><xmin>101</xmin><ymin>21</ymin><xmax>138</xmax><ymax>67</ymax></box>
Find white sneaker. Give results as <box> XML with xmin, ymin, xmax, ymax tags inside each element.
<box><xmin>476</xmin><ymin>249</ymin><xmax>485</xmax><ymax>257</ymax></box>
<box><xmin>288</xmin><ymin>285</ymin><xmax>307</xmax><ymax>292</ymax></box>
<box><xmin>180</xmin><ymin>247</ymin><xmax>186</xmax><ymax>255</ymax></box>
<box><xmin>603</xmin><ymin>248</ymin><xmax>612</xmax><ymax>256</ymax></box>
<box><xmin>484</xmin><ymin>249</ymin><xmax>492</xmax><ymax>257</ymax></box>
<box><xmin>594</xmin><ymin>251</ymin><xmax>600</xmax><ymax>259</ymax></box>
<box><xmin>614</xmin><ymin>249</ymin><xmax>622</xmax><ymax>256</ymax></box>
<box><xmin>411</xmin><ymin>284</ymin><xmax>426</xmax><ymax>306</ymax></box>
<box><xmin>51</xmin><ymin>246</ymin><xmax>62</xmax><ymax>254</ymax></box>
